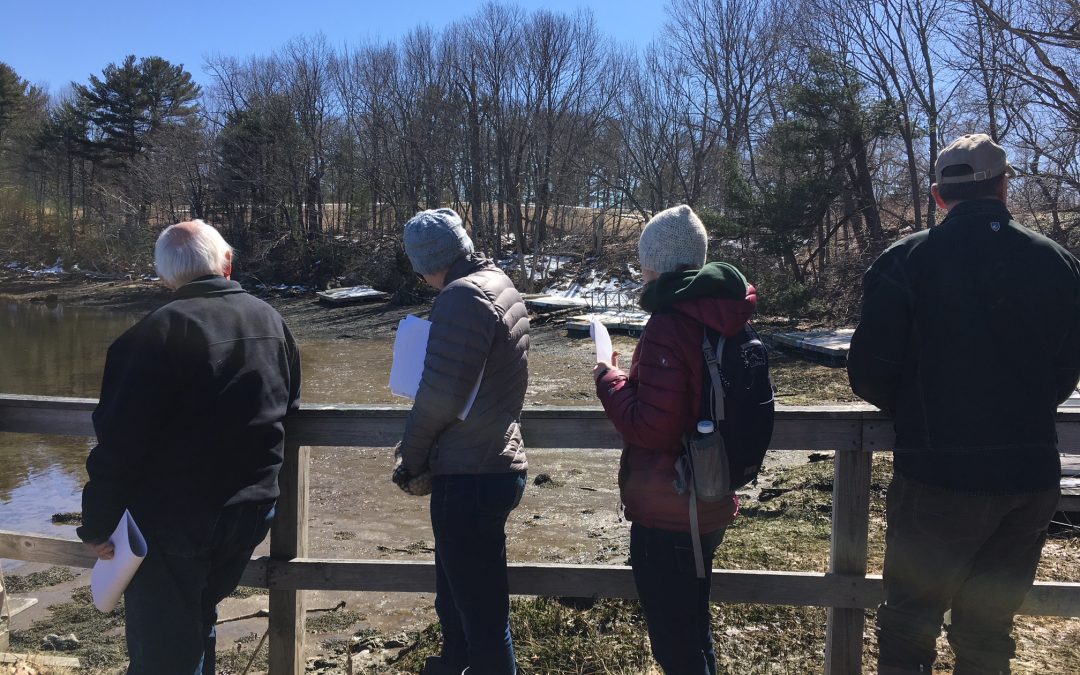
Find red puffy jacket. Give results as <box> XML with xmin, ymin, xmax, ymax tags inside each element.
<box><xmin>597</xmin><ymin>282</ymin><xmax>757</xmax><ymax>533</ymax></box>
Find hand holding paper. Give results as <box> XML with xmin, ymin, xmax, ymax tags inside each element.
<box><xmin>590</xmin><ymin>316</ymin><xmax>613</xmax><ymax>364</ymax></box>
<box><xmin>90</xmin><ymin>510</ymin><xmax>147</xmax><ymax>613</ymax></box>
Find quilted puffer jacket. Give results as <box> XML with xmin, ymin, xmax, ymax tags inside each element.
<box><xmin>399</xmin><ymin>254</ymin><xmax>530</xmax><ymax>476</ymax></box>
<box><xmin>597</xmin><ymin>262</ymin><xmax>756</xmax><ymax>532</ymax></box>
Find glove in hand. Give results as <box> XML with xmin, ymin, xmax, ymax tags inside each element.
<box><xmin>392</xmin><ymin>443</ymin><xmax>433</xmax><ymax>496</ymax></box>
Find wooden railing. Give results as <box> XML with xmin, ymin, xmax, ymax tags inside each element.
<box><xmin>0</xmin><ymin>393</ymin><xmax>1077</xmax><ymax>674</ymax></box>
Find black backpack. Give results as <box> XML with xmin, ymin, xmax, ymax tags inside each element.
<box><xmin>676</xmin><ymin>322</ymin><xmax>775</xmax><ymax>577</ymax></box>
<box><xmin>702</xmin><ymin>322</ymin><xmax>775</xmax><ymax>490</ymax></box>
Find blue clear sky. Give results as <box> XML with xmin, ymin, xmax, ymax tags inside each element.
<box><xmin>2</xmin><ymin>0</ymin><xmax>666</xmax><ymax>94</ymax></box>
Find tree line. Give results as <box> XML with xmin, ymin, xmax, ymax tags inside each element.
<box><xmin>0</xmin><ymin>0</ymin><xmax>1076</xmax><ymax>306</ymax></box>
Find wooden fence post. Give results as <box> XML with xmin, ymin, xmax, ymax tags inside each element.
<box><xmin>824</xmin><ymin>431</ymin><xmax>873</xmax><ymax>674</ymax></box>
<box><xmin>1</xmin><ymin>565</ymin><xmax>9</xmax><ymax>651</ymax></box>
<box><xmin>268</xmin><ymin>441</ymin><xmax>308</xmax><ymax>674</ymax></box>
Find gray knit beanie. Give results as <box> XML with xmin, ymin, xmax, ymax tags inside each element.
<box><xmin>402</xmin><ymin>208</ymin><xmax>475</xmax><ymax>275</ymax></box>
<box><xmin>638</xmin><ymin>204</ymin><xmax>708</xmax><ymax>273</ymax></box>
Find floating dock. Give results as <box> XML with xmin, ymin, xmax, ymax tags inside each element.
<box><xmin>565</xmin><ymin>313</ymin><xmax>649</xmax><ymax>336</ymax></box>
<box><xmin>316</xmin><ymin>286</ymin><xmax>390</xmax><ymax>307</ymax></box>
<box><xmin>769</xmin><ymin>329</ymin><xmax>854</xmax><ymax>363</ymax></box>
<box><xmin>523</xmin><ymin>294</ymin><xmax>591</xmax><ymax>313</ymax></box>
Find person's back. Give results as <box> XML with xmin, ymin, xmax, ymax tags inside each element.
<box><xmin>849</xmin><ymin>134</ymin><xmax>1080</xmax><ymax>675</ymax></box>
<box><xmin>85</xmin><ymin>279</ymin><xmax>300</xmax><ymax>534</ymax></box>
<box><xmin>400</xmin><ymin>254</ymin><xmax>529</xmax><ymax>477</ymax></box>
<box><xmin>850</xmin><ymin>197</ymin><xmax>1080</xmax><ymax>492</ymax></box>
<box><xmin>78</xmin><ymin>221</ymin><xmax>301</xmax><ymax>675</ymax></box>
<box><xmin>391</xmin><ymin>209</ymin><xmax>529</xmax><ymax>675</ymax></box>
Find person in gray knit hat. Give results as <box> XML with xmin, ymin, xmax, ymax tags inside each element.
<box><xmin>395</xmin><ymin>207</ymin><xmax>530</xmax><ymax>675</ymax></box>
<box><xmin>403</xmin><ymin>208</ymin><xmax>475</xmax><ymax>276</ymax></box>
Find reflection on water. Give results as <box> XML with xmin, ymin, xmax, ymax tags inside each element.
<box><xmin>0</xmin><ymin>303</ymin><xmax>141</xmax><ymax>537</ymax></box>
<box><xmin>0</xmin><ymin>300</ymin><xmax>599</xmax><ymax>538</ymax></box>
<box><xmin>0</xmin><ymin>301</ymin><xmax>139</xmax><ymax>398</ymax></box>
<box><xmin>0</xmin><ymin>301</ymin><xmax>404</xmax><ymax>537</ymax></box>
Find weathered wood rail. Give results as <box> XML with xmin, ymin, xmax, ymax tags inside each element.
<box><xmin>0</xmin><ymin>393</ymin><xmax>1077</xmax><ymax>675</ymax></box>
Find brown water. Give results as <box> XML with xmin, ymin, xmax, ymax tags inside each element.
<box><xmin>0</xmin><ymin>301</ymin><xmax>609</xmax><ymax>540</ymax></box>
<box><xmin>0</xmin><ymin>299</ymin><xmax>635</xmax><ymax>642</ymax></box>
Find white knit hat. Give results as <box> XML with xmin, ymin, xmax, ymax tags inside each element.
<box><xmin>638</xmin><ymin>205</ymin><xmax>708</xmax><ymax>273</ymax></box>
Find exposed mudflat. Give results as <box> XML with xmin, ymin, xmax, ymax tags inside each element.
<box><xmin>0</xmin><ymin>273</ymin><xmax>864</xmax><ymax>673</ymax></box>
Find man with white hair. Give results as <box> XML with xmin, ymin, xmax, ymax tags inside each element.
<box><xmin>78</xmin><ymin>220</ymin><xmax>301</xmax><ymax>674</ymax></box>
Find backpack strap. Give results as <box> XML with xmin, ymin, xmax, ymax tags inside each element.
<box><xmin>689</xmin><ymin>484</ymin><xmax>705</xmax><ymax>579</ymax></box>
<box><xmin>686</xmin><ymin>327</ymin><xmax>727</xmax><ymax>580</ymax></box>
<box><xmin>701</xmin><ymin>330</ymin><xmax>726</xmax><ymax>422</ymax></box>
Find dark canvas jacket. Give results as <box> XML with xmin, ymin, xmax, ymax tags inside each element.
<box><xmin>399</xmin><ymin>255</ymin><xmax>530</xmax><ymax>476</ymax></box>
<box><xmin>77</xmin><ymin>276</ymin><xmax>301</xmax><ymax>545</ymax></box>
<box><xmin>596</xmin><ymin>263</ymin><xmax>756</xmax><ymax>533</ymax></box>
<box><xmin>848</xmin><ymin>199</ymin><xmax>1080</xmax><ymax>493</ymax></box>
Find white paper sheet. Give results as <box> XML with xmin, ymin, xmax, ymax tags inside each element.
<box><xmin>90</xmin><ymin>510</ymin><xmax>147</xmax><ymax>613</ymax></box>
<box><xmin>590</xmin><ymin>316</ymin><xmax>614</xmax><ymax>364</ymax></box>
<box><xmin>389</xmin><ymin>314</ymin><xmax>432</xmax><ymax>399</ymax></box>
<box><xmin>389</xmin><ymin>314</ymin><xmax>483</xmax><ymax>420</ymax></box>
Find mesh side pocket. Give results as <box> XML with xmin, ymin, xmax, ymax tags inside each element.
<box><xmin>686</xmin><ymin>432</ymin><xmax>732</xmax><ymax>502</ymax></box>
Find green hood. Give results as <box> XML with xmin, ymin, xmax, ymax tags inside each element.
<box><xmin>640</xmin><ymin>262</ymin><xmax>749</xmax><ymax>313</ymax></box>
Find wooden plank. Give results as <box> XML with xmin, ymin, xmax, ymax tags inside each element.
<box><xmin>261</xmin><ymin>558</ymin><xmax>885</xmax><ymax>606</ymax></box>
<box><xmin>0</xmin><ymin>531</ymin><xmax>97</xmax><ymax>567</ymax></box>
<box><xmin>267</xmin><ymin>442</ymin><xmax>308</xmax><ymax>675</ymax></box>
<box><xmin>0</xmin><ymin>394</ymin><xmax>96</xmax><ymax>436</ymax></box>
<box><xmin>0</xmin><ymin>532</ymin><xmax>1076</xmax><ymax>617</ymax></box>
<box><xmin>3</xmin><ymin>394</ymin><xmax>1078</xmax><ymax>449</ymax></box>
<box><xmin>0</xmin><ymin>566</ymin><xmax>7</xmax><ymax>652</ymax></box>
<box><xmin>0</xmin><ymin>652</ymin><xmax>81</xmax><ymax>667</ymax></box>
<box><xmin>825</xmin><ymin>426</ymin><xmax>873</xmax><ymax>675</ymax></box>
<box><xmin>6</xmin><ymin>597</ymin><xmax>37</xmax><ymax>619</ymax></box>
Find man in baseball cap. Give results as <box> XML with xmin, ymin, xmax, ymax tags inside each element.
<box><xmin>849</xmin><ymin>134</ymin><xmax>1080</xmax><ymax>674</ymax></box>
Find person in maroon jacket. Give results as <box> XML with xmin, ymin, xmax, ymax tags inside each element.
<box><xmin>594</xmin><ymin>204</ymin><xmax>757</xmax><ymax>674</ymax></box>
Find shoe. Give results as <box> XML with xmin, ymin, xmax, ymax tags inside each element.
<box><xmin>422</xmin><ymin>656</ymin><xmax>463</xmax><ymax>675</ymax></box>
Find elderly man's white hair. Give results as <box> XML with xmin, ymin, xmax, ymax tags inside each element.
<box><xmin>154</xmin><ymin>220</ymin><xmax>234</xmax><ymax>289</ymax></box>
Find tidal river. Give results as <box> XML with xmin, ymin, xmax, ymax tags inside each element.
<box><xmin>0</xmin><ymin>299</ymin><xmax>608</xmax><ymax>544</ymax></box>
<box><xmin>0</xmin><ymin>301</ymin><xmax>404</xmax><ymax>538</ymax></box>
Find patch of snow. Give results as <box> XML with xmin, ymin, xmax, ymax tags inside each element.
<box><xmin>30</xmin><ymin>258</ymin><xmax>65</xmax><ymax>276</ymax></box>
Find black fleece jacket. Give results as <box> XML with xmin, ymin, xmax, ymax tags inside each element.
<box><xmin>848</xmin><ymin>199</ymin><xmax>1080</xmax><ymax>493</ymax></box>
<box><xmin>77</xmin><ymin>276</ymin><xmax>301</xmax><ymax>544</ymax></box>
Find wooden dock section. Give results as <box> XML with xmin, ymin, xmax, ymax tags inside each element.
<box><xmin>770</xmin><ymin>329</ymin><xmax>854</xmax><ymax>362</ymax></box>
<box><xmin>315</xmin><ymin>286</ymin><xmax>389</xmax><ymax>307</ymax></box>
<box><xmin>523</xmin><ymin>294</ymin><xmax>590</xmax><ymax>313</ymax></box>
<box><xmin>565</xmin><ymin>313</ymin><xmax>648</xmax><ymax>336</ymax></box>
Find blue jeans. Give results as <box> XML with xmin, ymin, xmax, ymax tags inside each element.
<box><xmin>430</xmin><ymin>472</ymin><xmax>526</xmax><ymax>675</ymax></box>
<box><xmin>630</xmin><ymin>522</ymin><xmax>726</xmax><ymax>675</ymax></box>
<box><xmin>124</xmin><ymin>502</ymin><xmax>275</xmax><ymax>675</ymax></box>
<box><xmin>878</xmin><ymin>473</ymin><xmax>1060</xmax><ymax>674</ymax></box>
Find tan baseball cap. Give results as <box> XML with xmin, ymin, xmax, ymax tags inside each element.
<box><xmin>935</xmin><ymin>133</ymin><xmax>1016</xmax><ymax>184</ymax></box>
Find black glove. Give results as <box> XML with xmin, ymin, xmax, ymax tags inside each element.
<box><xmin>392</xmin><ymin>463</ymin><xmax>412</xmax><ymax>492</ymax></box>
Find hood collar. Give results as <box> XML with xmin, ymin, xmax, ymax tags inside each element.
<box><xmin>443</xmin><ymin>253</ymin><xmax>495</xmax><ymax>286</ymax></box>
<box><xmin>172</xmin><ymin>275</ymin><xmax>247</xmax><ymax>299</ymax></box>
<box><xmin>640</xmin><ymin>262</ymin><xmax>757</xmax><ymax>336</ymax></box>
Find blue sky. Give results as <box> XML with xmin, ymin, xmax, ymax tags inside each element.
<box><xmin>2</xmin><ymin>0</ymin><xmax>667</xmax><ymax>94</ymax></box>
